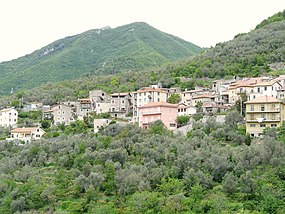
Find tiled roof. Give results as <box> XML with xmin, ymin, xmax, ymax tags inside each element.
<box><xmin>138</xmin><ymin>102</ymin><xmax>177</xmax><ymax>108</ymax></box>
<box><xmin>245</xmin><ymin>95</ymin><xmax>281</xmax><ymax>104</ymax></box>
<box><xmin>192</xmin><ymin>94</ymin><xmax>213</xmax><ymax>99</ymax></box>
<box><xmin>0</xmin><ymin>108</ymin><xmax>15</xmax><ymax>112</ymax></box>
<box><xmin>137</xmin><ymin>88</ymin><xmax>167</xmax><ymax>93</ymax></box>
<box><xmin>254</xmin><ymin>80</ymin><xmax>281</xmax><ymax>86</ymax></box>
<box><xmin>11</xmin><ymin>127</ymin><xmax>42</xmax><ymax>134</ymax></box>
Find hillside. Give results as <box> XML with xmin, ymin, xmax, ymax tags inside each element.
<box><xmin>171</xmin><ymin>9</ymin><xmax>285</xmax><ymax>79</ymax></box>
<box><xmin>0</xmin><ymin>22</ymin><xmax>202</xmax><ymax>95</ymax></box>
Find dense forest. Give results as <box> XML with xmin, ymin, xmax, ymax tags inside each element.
<box><xmin>1</xmin><ymin>111</ymin><xmax>285</xmax><ymax>213</ymax></box>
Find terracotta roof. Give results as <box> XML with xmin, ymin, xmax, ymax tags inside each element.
<box><xmin>138</xmin><ymin>102</ymin><xmax>177</xmax><ymax>108</ymax></box>
<box><xmin>11</xmin><ymin>127</ymin><xmax>44</xmax><ymax>134</ymax></box>
<box><xmin>245</xmin><ymin>96</ymin><xmax>281</xmax><ymax>104</ymax></box>
<box><xmin>137</xmin><ymin>88</ymin><xmax>167</xmax><ymax>93</ymax></box>
<box><xmin>254</xmin><ymin>80</ymin><xmax>281</xmax><ymax>86</ymax></box>
<box><xmin>229</xmin><ymin>77</ymin><xmax>264</xmax><ymax>89</ymax></box>
<box><xmin>1</xmin><ymin>108</ymin><xmax>15</xmax><ymax>112</ymax></box>
<box><xmin>192</xmin><ymin>94</ymin><xmax>213</xmax><ymax>99</ymax></box>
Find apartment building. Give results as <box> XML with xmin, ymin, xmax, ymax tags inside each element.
<box><xmin>133</xmin><ymin>88</ymin><xmax>169</xmax><ymax>121</ymax></box>
<box><xmin>245</xmin><ymin>95</ymin><xmax>285</xmax><ymax>137</ymax></box>
<box><xmin>0</xmin><ymin>108</ymin><xmax>18</xmax><ymax>128</ymax></box>
<box><xmin>138</xmin><ymin>102</ymin><xmax>178</xmax><ymax>129</ymax></box>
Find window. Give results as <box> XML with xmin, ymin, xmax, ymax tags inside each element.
<box><xmin>250</xmin><ymin>124</ymin><xmax>256</xmax><ymax>127</ymax></box>
<box><xmin>158</xmin><ymin>92</ymin><xmax>160</xmax><ymax>96</ymax></box>
<box><xmin>272</xmin><ymin>114</ymin><xmax>275</xmax><ymax>120</ymax></box>
<box><xmin>257</xmin><ymin>87</ymin><xmax>260</xmax><ymax>92</ymax></box>
<box><xmin>271</xmin><ymin>124</ymin><xmax>277</xmax><ymax>127</ymax></box>
<box><xmin>271</xmin><ymin>104</ymin><xmax>275</xmax><ymax>110</ymax></box>
<box><xmin>250</xmin><ymin>114</ymin><xmax>254</xmax><ymax>120</ymax></box>
<box><xmin>62</xmin><ymin>111</ymin><xmax>65</xmax><ymax>115</ymax></box>
<box><xmin>157</xmin><ymin>98</ymin><xmax>160</xmax><ymax>102</ymax></box>
<box><xmin>250</xmin><ymin>105</ymin><xmax>254</xmax><ymax>111</ymax></box>
<box><xmin>260</xmin><ymin>124</ymin><xmax>266</xmax><ymax>127</ymax></box>
<box><xmin>122</xmin><ymin>100</ymin><xmax>125</xmax><ymax>103</ymax></box>
<box><xmin>261</xmin><ymin>105</ymin><xmax>265</xmax><ymax>111</ymax></box>
<box><xmin>261</xmin><ymin>113</ymin><xmax>265</xmax><ymax>118</ymax></box>
<box><xmin>170</xmin><ymin>123</ymin><xmax>176</xmax><ymax>127</ymax></box>
<box><xmin>264</xmin><ymin>86</ymin><xmax>267</xmax><ymax>91</ymax></box>
<box><xmin>36</xmin><ymin>135</ymin><xmax>40</xmax><ymax>137</ymax></box>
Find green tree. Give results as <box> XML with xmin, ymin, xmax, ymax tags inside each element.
<box><xmin>176</xmin><ymin>115</ymin><xmax>190</xmax><ymax>127</ymax></box>
<box><xmin>167</xmin><ymin>93</ymin><xmax>181</xmax><ymax>104</ymax></box>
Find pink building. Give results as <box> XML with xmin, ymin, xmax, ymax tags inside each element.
<box><xmin>138</xmin><ymin>102</ymin><xmax>178</xmax><ymax>129</ymax></box>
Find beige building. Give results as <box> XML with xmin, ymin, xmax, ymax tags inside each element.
<box><xmin>9</xmin><ymin>127</ymin><xmax>45</xmax><ymax>143</ymax></box>
<box><xmin>0</xmin><ymin>108</ymin><xmax>18</xmax><ymax>128</ymax></box>
<box><xmin>94</xmin><ymin>119</ymin><xmax>112</xmax><ymax>133</ymax></box>
<box><xmin>77</xmin><ymin>98</ymin><xmax>94</xmax><ymax>119</ymax></box>
<box><xmin>52</xmin><ymin>104</ymin><xmax>75</xmax><ymax>125</ymax></box>
<box><xmin>109</xmin><ymin>93</ymin><xmax>132</xmax><ymax>118</ymax></box>
<box><xmin>43</xmin><ymin>104</ymin><xmax>75</xmax><ymax>125</ymax></box>
<box><xmin>245</xmin><ymin>95</ymin><xmax>285</xmax><ymax>137</ymax></box>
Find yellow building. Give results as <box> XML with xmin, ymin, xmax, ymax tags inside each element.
<box><xmin>245</xmin><ymin>95</ymin><xmax>285</xmax><ymax>137</ymax></box>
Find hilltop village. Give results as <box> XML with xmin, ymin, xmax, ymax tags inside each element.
<box><xmin>1</xmin><ymin>74</ymin><xmax>285</xmax><ymax>142</ymax></box>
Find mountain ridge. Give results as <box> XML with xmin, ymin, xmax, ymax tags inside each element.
<box><xmin>0</xmin><ymin>22</ymin><xmax>202</xmax><ymax>95</ymax></box>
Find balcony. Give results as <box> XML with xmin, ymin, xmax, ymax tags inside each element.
<box><xmin>247</xmin><ymin>109</ymin><xmax>280</xmax><ymax>113</ymax></box>
<box><xmin>142</xmin><ymin>111</ymin><xmax>161</xmax><ymax>115</ymax></box>
<box><xmin>246</xmin><ymin>117</ymin><xmax>281</xmax><ymax>123</ymax></box>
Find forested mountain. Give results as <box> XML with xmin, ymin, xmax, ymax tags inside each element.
<box><xmin>3</xmin><ymin>10</ymin><xmax>284</xmax><ymax>105</ymax></box>
<box><xmin>0</xmin><ymin>22</ymin><xmax>202</xmax><ymax>95</ymax></box>
<box><xmin>171</xmin><ymin>9</ymin><xmax>285</xmax><ymax>79</ymax></box>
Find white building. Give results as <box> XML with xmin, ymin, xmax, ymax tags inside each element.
<box><xmin>9</xmin><ymin>127</ymin><xmax>45</xmax><ymax>143</ymax></box>
<box><xmin>0</xmin><ymin>108</ymin><xmax>18</xmax><ymax>128</ymax></box>
<box><xmin>249</xmin><ymin>80</ymin><xmax>282</xmax><ymax>101</ymax></box>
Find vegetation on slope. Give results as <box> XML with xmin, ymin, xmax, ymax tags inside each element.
<box><xmin>171</xmin><ymin>12</ymin><xmax>285</xmax><ymax>80</ymax></box>
<box><xmin>0</xmin><ymin>112</ymin><xmax>285</xmax><ymax>213</ymax></box>
<box><xmin>0</xmin><ymin>22</ymin><xmax>202</xmax><ymax>95</ymax></box>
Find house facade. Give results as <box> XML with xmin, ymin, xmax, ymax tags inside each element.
<box><xmin>109</xmin><ymin>93</ymin><xmax>132</xmax><ymax>118</ymax></box>
<box><xmin>10</xmin><ymin>127</ymin><xmax>45</xmax><ymax>143</ymax></box>
<box><xmin>0</xmin><ymin>108</ymin><xmax>18</xmax><ymax>128</ymax></box>
<box><xmin>51</xmin><ymin>104</ymin><xmax>75</xmax><ymax>125</ymax></box>
<box><xmin>245</xmin><ymin>95</ymin><xmax>285</xmax><ymax>137</ymax></box>
<box><xmin>133</xmin><ymin>88</ymin><xmax>169</xmax><ymax>121</ymax></box>
<box><xmin>138</xmin><ymin>102</ymin><xmax>178</xmax><ymax>129</ymax></box>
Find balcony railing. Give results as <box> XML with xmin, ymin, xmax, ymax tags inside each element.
<box><xmin>142</xmin><ymin>111</ymin><xmax>161</xmax><ymax>115</ymax></box>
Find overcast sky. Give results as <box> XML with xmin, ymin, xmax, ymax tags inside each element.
<box><xmin>0</xmin><ymin>0</ymin><xmax>285</xmax><ymax>62</ymax></box>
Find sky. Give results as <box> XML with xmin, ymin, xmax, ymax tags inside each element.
<box><xmin>0</xmin><ymin>0</ymin><xmax>285</xmax><ymax>62</ymax></box>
